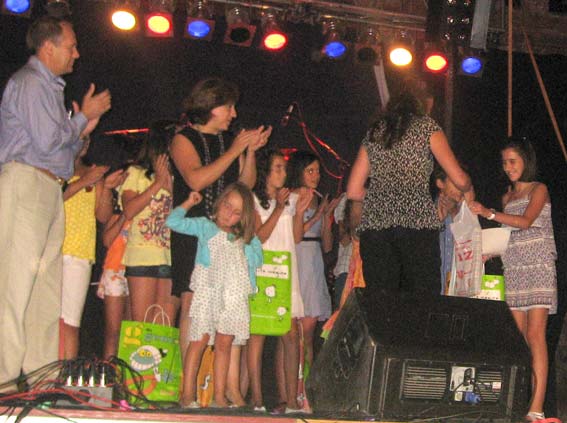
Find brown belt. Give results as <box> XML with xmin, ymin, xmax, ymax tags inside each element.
<box><xmin>36</xmin><ymin>167</ymin><xmax>66</xmax><ymax>186</ymax></box>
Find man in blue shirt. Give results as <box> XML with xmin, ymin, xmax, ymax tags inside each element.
<box><xmin>0</xmin><ymin>15</ymin><xmax>111</xmax><ymax>390</ymax></box>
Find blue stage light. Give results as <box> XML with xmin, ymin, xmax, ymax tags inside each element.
<box><xmin>323</xmin><ymin>41</ymin><xmax>347</xmax><ymax>59</ymax></box>
<box><xmin>461</xmin><ymin>56</ymin><xmax>483</xmax><ymax>75</ymax></box>
<box><xmin>5</xmin><ymin>0</ymin><xmax>31</xmax><ymax>14</ymax></box>
<box><xmin>187</xmin><ymin>19</ymin><xmax>211</xmax><ymax>38</ymax></box>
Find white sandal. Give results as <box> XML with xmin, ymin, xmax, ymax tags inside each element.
<box><xmin>526</xmin><ymin>412</ymin><xmax>546</xmax><ymax>422</ymax></box>
<box><xmin>180</xmin><ymin>400</ymin><xmax>200</xmax><ymax>409</ymax></box>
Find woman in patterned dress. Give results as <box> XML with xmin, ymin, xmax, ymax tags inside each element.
<box><xmin>347</xmin><ymin>77</ymin><xmax>472</xmax><ymax>294</ymax></box>
<box><xmin>470</xmin><ymin>137</ymin><xmax>557</xmax><ymax>422</ymax></box>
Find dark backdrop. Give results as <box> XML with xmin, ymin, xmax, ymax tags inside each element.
<box><xmin>2</xmin><ymin>1</ymin><xmax>384</xmax><ymax>196</ymax></box>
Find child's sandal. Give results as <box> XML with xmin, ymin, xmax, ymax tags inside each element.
<box><xmin>180</xmin><ymin>400</ymin><xmax>200</xmax><ymax>409</ymax></box>
<box><xmin>526</xmin><ymin>412</ymin><xmax>562</xmax><ymax>423</ymax></box>
<box><xmin>526</xmin><ymin>412</ymin><xmax>546</xmax><ymax>422</ymax></box>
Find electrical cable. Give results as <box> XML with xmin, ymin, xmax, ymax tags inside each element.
<box><xmin>286</xmin><ymin>102</ymin><xmax>351</xmax><ymax>188</ymax></box>
<box><xmin>0</xmin><ymin>356</ymin><xmax>172</xmax><ymax>412</ymax></box>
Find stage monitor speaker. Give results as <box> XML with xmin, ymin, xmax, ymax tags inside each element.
<box><xmin>307</xmin><ymin>288</ymin><xmax>531</xmax><ymax>421</ymax></box>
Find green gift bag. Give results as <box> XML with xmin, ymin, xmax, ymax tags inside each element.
<box><xmin>117</xmin><ymin>305</ymin><xmax>182</xmax><ymax>403</ymax></box>
<box><xmin>472</xmin><ymin>275</ymin><xmax>506</xmax><ymax>301</ymax></box>
<box><xmin>249</xmin><ymin>250</ymin><xmax>292</xmax><ymax>336</ymax></box>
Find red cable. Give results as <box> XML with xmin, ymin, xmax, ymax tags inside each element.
<box><xmin>292</xmin><ymin>103</ymin><xmax>348</xmax><ymax>182</ymax></box>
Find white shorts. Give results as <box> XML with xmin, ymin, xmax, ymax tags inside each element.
<box><xmin>97</xmin><ymin>268</ymin><xmax>129</xmax><ymax>299</ymax></box>
<box><xmin>61</xmin><ymin>255</ymin><xmax>92</xmax><ymax>327</ymax></box>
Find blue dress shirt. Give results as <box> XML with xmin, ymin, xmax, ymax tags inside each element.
<box><xmin>0</xmin><ymin>56</ymin><xmax>87</xmax><ymax>180</ymax></box>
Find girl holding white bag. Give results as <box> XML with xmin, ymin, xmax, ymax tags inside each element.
<box><xmin>469</xmin><ymin>137</ymin><xmax>557</xmax><ymax>423</ymax></box>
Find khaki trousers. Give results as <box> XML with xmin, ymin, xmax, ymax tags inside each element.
<box><xmin>0</xmin><ymin>162</ymin><xmax>64</xmax><ymax>387</ymax></box>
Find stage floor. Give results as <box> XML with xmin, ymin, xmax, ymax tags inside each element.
<box><xmin>0</xmin><ymin>407</ymin><xmax>380</xmax><ymax>423</ymax></box>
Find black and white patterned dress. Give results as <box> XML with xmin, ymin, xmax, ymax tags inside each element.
<box><xmin>359</xmin><ymin>114</ymin><xmax>442</xmax><ymax>232</ymax></box>
<box><xmin>501</xmin><ymin>196</ymin><xmax>557</xmax><ymax>314</ymax></box>
<box><xmin>357</xmin><ymin>114</ymin><xmax>445</xmax><ymax>293</ymax></box>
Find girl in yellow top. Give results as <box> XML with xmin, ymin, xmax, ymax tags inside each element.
<box><xmin>121</xmin><ymin>121</ymin><xmax>175</xmax><ymax>323</ymax></box>
<box><xmin>61</xmin><ymin>138</ymin><xmax>126</xmax><ymax>359</ymax></box>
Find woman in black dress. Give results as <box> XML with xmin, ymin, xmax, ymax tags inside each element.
<box><xmin>169</xmin><ymin>77</ymin><xmax>271</xmax><ymax>406</ymax></box>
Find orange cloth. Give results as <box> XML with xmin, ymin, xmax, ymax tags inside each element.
<box><xmin>103</xmin><ymin>220</ymin><xmax>131</xmax><ymax>271</ymax></box>
<box><xmin>322</xmin><ymin>239</ymin><xmax>366</xmax><ymax>336</ymax></box>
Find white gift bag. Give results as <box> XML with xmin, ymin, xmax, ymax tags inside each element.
<box><xmin>448</xmin><ymin>202</ymin><xmax>483</xmax><ymax>297</ymax></box>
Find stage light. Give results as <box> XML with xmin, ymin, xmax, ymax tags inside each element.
<box><xmin>260</xmin><ymin>9</ymin><xmax>287</xmax><ymax>51</ymax></box>
<box><xmin>459</xmin><ymin>55</ymin><xmax>484</xmax><ymax>77</ymax></box>
<box><xmin>45</xmin><ymin>0</ymin><xmax>70</xmax><ymax>17</ymax></box>
<box><xmin>324</xmin><ymin>41</ymin><xmax>347</xmax><ymax>58</ymax></box>
<box><xmin>461</xmin><ymin>56</ymin><xmax>481</xmax><ymax>73</ymax></box>
<box><xmin>186</xmin><ymin>18</ymin><xmax>214</xmax><ymax>39</ymax></box>
<box><xmin>321</xmin><ymin>20</ymin><xmax>347</xmax><ymax>60</ymax></box>
<box><xmin>2</xmin><ymin>0</ymin><xmax>32</xmax><ymax>17</ymax></box>
<box><xmin>112</xmin><ymin>10</ymin><xmax>137</xmax><ymax>30</ymax></box>
<box><xmin>440</xmin><ymin>0</ymin><xmax>474</xmax><ymax>46</ymax></box>
<box><xmin>390</xmin><ymin>47</ymin><xmax>412</xmax><ymax>66</ymax></box>
<box><xmin>186</xmin><ymin>0</ymin><xmax>215</xmax><ymax>41</ymax></box>
<box><xmin>111</xmin><ymin>0</ymin><xmax>139</xmax><ymax>31</ymax></box>
<box><xmin>264</xmin><ymin>32</ymin><xmax>287</xmax><ymax>50</ymax></box>
<box><xmin>145</xmin><ymin>0</ymin><xmax>173</xmax><ymax>37</ymax></box>
<box><xmin>355</xmin><ymin>26</ymin><xmax>381</xmax><ymax>64</ymax></box>
<box><xmin>423</xmin><ymin>45</ymin><xmax>449</xmax><ymax>73</ymax></box>
<box><xmin>145</xmin><ymin>12</ymin><xmax>172</xmax><ymax>36</ymax></box>
<box><xmin>425</xmin><ymin>53</ymin><xmax>448</xmax><ymax>72</ymax></box>
<box><xmin>224</xmin><ymin>7</ymin><xmax>256</xmax><ymax>47</ymax></box>
<box><xmin>388</xmin><ymin>31</ymin><xmax>413</xmax><ymax>67</ymax></box>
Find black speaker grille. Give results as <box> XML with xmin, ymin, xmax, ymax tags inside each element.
<box><xmin>401</xmin><ymin>364</ymin><xmax>448</xmax><ymax>400</ymax></box>
<box><xmin>476</xmin><ymin>369</ymin><xmax>503</xmax><ymax>403</ymax></box>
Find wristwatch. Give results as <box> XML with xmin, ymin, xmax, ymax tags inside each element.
<box><xmin>486</xmin><ymin>209</ymin><xmax>496</xmax><ymax>220</ymax></box>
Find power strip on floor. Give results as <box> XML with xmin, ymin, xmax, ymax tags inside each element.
<box><xmin>55</xmin><ymin>386</ymin><xmax>114</xmax><ymax>408</ymax></box>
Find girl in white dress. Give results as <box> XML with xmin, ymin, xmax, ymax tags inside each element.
<box><xmin>166</xmin><ymin>182</ymin><xmax>263</xmax><ymax>408</ymax></box>
<box><xmin>246</xmin><ymin>149</ymin><xmax>312</xmax><ymax>412</ymax></box>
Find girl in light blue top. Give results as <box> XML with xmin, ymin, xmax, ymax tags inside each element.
<box><xmin>166</xmin><ymin>182</ymin><xmax>262</xmax><ymax>409</ymax></box>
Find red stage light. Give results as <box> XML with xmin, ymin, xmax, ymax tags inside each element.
<box><xmin>145</xmin><ymin>12</ymin><xmax>173</xmax><ymax>37</ymax></box>
<box><xmin>263</xmin><ymin>32</ymin><xmax>287</xmax><ymax>50</ymax></box>
<box><xmin>424</xmin><ymin>52</ymin><xmax>448</xmax><ymax>73</ymax></box>
<box><xmin>260</xmin><ymin>9</ymin><xmax>287</xmax><ymax>51</ymax></box>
